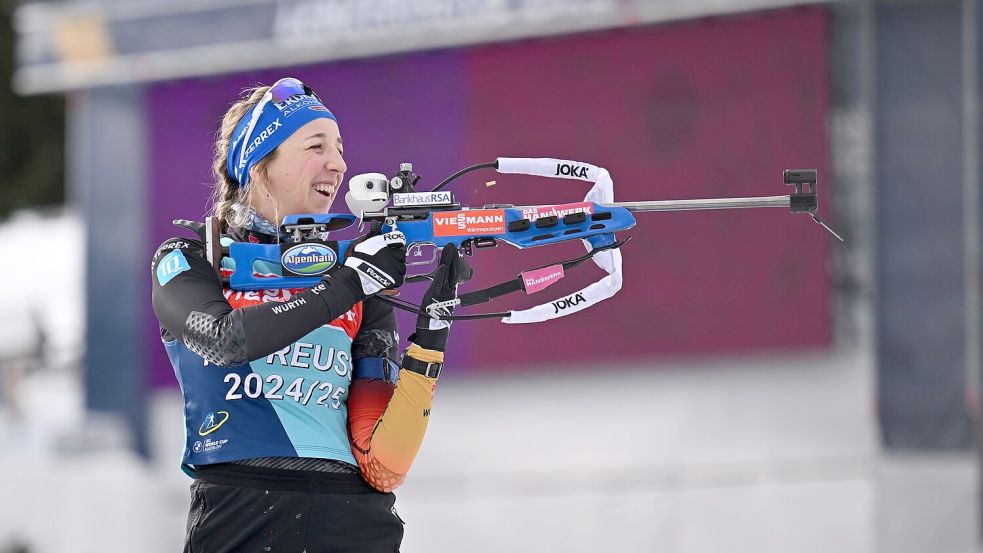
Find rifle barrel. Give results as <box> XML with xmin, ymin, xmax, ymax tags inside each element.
<box><xmin>602</xmin><ymin>195</ymin><xmax>790</xmax><ymax>212</ymax></box>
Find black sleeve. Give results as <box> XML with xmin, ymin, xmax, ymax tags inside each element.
<box><xmin>351</xmin><ymin>295</ymin><xmax>399</xmax><ymax>363</ymax></box>
<box><xmin>151</xmin><ymin>237</ymin><xmax>366</xmax><ymax>367</ymax></box>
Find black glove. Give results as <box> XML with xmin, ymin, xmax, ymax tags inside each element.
<box><xmin>409</xmin><ymin>244</ymin><xmax>473</xmax><ymax>351</ymax></box>
<box><xmin>343</xmin><ymin>230</ymin><xmax>407</xmax><ymax>296</ymax></box>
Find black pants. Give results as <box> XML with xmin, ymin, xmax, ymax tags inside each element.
<box><xmin>185</xmin><ymin>464</ymin><xmax>404</xmax><ymax>553</ymax></box>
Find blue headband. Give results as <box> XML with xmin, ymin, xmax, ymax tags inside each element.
<box><xmin>226</xmin><ymin>78</ymin><xmax>337</xmax><ymax>189</ymax></box>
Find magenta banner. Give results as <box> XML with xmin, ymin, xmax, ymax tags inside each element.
<box><xmin>461</xmin><ymin>7</ymin><xmax>830</xmax><ymax>369</ymax></box>
<box><xmin>147</xmin><ymin>7</ymin><xmax>829</xmax><ymax>386</ymax></box>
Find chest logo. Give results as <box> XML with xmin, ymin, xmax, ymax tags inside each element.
<box><xmin>281</xmin><ymin>243</ymin><xmax>337</xmax><ymax>276</ymax></box>
<box><xmin>199</xmin><ymin>410</ymin><xmax>230</xmax><ymax>436</ymax></box>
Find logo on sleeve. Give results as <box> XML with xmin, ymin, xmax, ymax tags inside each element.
<box><xmin>156</xmin><ymin>249</ymin><xmax>191</xmax><ymax>286</ymax></box>
<box><xmin>154</xmin><ymin>241</ymin><xmax>190</xmax><ymax>261</ymax></box>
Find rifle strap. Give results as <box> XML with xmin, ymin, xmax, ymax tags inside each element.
<box><xmin>458</xmin><ymin>238</ymin><xmax>629</xmax><ymax>307</ymax></box>
<box><xmin>495</xmin><ymin>157</ymin><xmax>624</xmax><ymax>324</ymax></box>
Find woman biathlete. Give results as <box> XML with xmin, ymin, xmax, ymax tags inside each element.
<box><xmin>151</xmin><ymin>77</ymin><xmax>469</xmax><ymax>552</ymax></box>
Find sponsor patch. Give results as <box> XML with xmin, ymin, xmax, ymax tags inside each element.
<box><xmin>271</xmin><ymin>297</ymin><xmax>307</xmax><ymax>315</ymax></box>
<box><xmin>198</xmin><ymin>437</ymin><xmax>229</xmax><ymax>453</ymax></box>
<box><xmin>363</xmin><ymin>265</ymin><xmax>395</xmax><ymax>288</ymax></box>
<box><xmin>551</xmin><ymin>292</ymin><xmax>588</xmax><ymax>314</ymax></box>
<box><xmin>281</xmin><ymin>243</ymin><xmax>337</xmax><ymax>276</ymax></box>
<box><xmin>154</xmin><ymin>240</ymin><xmax>190</xmax><ymax>260</ymax></box>
<box><xmin>392</xmin><ymin>191</ymin><xmax>453</xmax><ymax>207</ymax></box>
<box><xmin>521</xmin><ymin>264</ymin><xmax>565</xmax><ymax>294</ymax></box>
<box><xmin>239</xmin><ymin>119</ymin><xmax>283</xmax><ymax>169</ymax></box>
<box><xmin>521</xmin><ymin>202</ymin><xmax>593</xmax><ymax>222</ymax></box>
<box><xmin>432</xmin><ymin>209</ymin><xmax>506</xmax><ymax>237</ymax></box>
<box><xmin>156</xmin><ymin>249</ymin><xmax>191</xmax><ymax>286</ymax></box>
<box><xmin>555</xmin><ymin>162</ymin><xmax>591</xmax><ymax>179</ymax></box>
<box><xmin>275</xmin><ymin>95</ymin><xmax>321</xmax><ymax>117</ymax></box>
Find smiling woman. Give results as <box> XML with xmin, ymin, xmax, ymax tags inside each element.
<box><xmin>149</xmin><ymin>77</ymin><xmax>465</xmax><ymax>553</ymax></box>
<box><xmin>211</xmin><ymin>79</ymin><xmax>346</xmax><ymax>234</ymax></box>
<box><xmin>255</xmin><ymin>119</ymin><xmax>347</xmax><ymax>219</ymax></box>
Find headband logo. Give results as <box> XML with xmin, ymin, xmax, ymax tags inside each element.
<box><xmin>240</xmin><ymin>118</ymin><xmax>283</xmax><ymax>167</ymax></box>
<box><xmin>276</xmin><ymin>95</ymin><xmax>322</xmax><ymax>118</ymax></box>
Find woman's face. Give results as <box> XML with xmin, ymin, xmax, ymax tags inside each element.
<box><xmin>251</xmin><ymin>117</ymin><xmax>347</xmax><ymax>219</ymax></box>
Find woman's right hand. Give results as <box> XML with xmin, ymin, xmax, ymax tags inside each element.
<box><xmin>409</xmin><ymin>244</ymin><xmax>472</xmax><ymax>352</ymax></box>
<box><xmin>343</xmin><ymin>231</ymin><xmax>407</xmax><ymax>296</ymax></box>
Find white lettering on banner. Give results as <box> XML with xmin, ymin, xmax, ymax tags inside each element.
<box><xmin>431</xmin><ymin>210</ymin><xmax>506</xmax><ymax>236</ymax></box>
<box><xmin>439</xmin><ymin>213</ymin><xmax>503</xmax><ymax>230</ymax></box>
<box><xmin>392</xmin><ymin>191</ymin><xmax>453</xmax><ymax>207</ymax></box>
<box><xmin>526</xmin><ymin>275</ymin><xmax>554</xmax><ymax>286</ymax></box>
<box><xmin>521</xmin><ymin>202</ymin><xmax>593</xmax><ymax>222</ymax></box>
<box><xmin>522</xmin><ymin>267</ymin><xmax>564</xmax><ymax>292</ymax></box>
<box><xmin>554</xmin><ymin>163</ymin><xmax>589</xmax><ymax>179</ymax></box>
<box><xmin>551</xmin><ymin>292</ymin><xmax>587</xmax><ymax>314</ymax></box>
<box><xmin>283</xmin><ymin>254</ymin><xmax>334</xmax><ymax>265</ymax></box>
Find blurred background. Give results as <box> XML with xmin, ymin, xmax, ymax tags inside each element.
<box><xmin>0</xmin><ymin>0</ymin><xmax>978</xmax><ymax>551</ymax></box>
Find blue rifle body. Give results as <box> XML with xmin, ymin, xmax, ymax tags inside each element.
<box><xmin>227</xmin><ymin>203</ymin><xmax>636</xmax><ymax>291</ymax></box>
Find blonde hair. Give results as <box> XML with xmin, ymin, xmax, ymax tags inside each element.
<box><xmin>209</xmin><ymin>85</ymin><xmax>279</xmax><ymax>232</ymax></box>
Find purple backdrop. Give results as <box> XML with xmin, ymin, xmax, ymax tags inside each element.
<box><xmin>147</xmin><ymin>7</ymin><xmax>830</xmax><ymax>387</ymax></box>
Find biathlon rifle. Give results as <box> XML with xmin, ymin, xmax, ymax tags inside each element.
<box><xmin>208</xmin><ymin>157</ymin><xmax>841</xmax><ymax>324</ymax></box>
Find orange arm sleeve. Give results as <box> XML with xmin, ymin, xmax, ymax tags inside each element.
<box><xmin>347</xmin><ymin>344</ymin><xmax>443</xmax><ymax>492</ymax></box>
